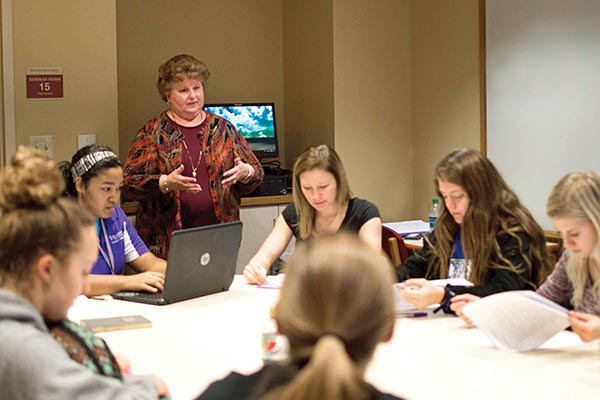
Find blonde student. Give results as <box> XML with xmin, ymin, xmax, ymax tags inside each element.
<box><xmin>244</xmin><ymin>145</ymin><xmax>382</xmax><ymax>285</ymax></box>
<box><xmin>0</xmin><ymin>146</ymin><xmax>169</xmax><ymax>399</ymax></box>
<box><xmin>396</xmin><ymin>148</ymin><xmax>552</xmax><ymax>311</ymax></box>
<box><xmin>198</xmin><ymin>233</ymin><xmax>404</xmax><ymax>400</ymax></box>
<box><xmin>453</xmin><ymin>172</ymin><xmax>600</xmax><ymax>342</ymax></box>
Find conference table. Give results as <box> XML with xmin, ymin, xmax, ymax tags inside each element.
<box><xmin>68</xmin><ymin>276</ymin><xmax>600</xmax><ymax>400</ymax></box>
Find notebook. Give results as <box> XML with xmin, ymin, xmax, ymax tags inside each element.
<box><xmin>111</xmin><ymin>221</ymin><xmax>242</xmax><ymax>305</ymax></box>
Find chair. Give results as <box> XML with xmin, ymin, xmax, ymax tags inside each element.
<box><xmin>382</xmin><ymin>225</ymin><xmax>409</xmax><ymax>266</ymax></box>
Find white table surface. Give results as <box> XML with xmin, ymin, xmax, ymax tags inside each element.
<box><xmin>69</xmin><ymin>276</ymin><xmax>600</xmax><ymax>400</ymax></box>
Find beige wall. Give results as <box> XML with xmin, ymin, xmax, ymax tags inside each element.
<box><xmin>116</xmin><ymin>0</ymin><xmax>285</xmax><ymax>164</ymax></box>
<box><xmin>411</xmin><ymin>0</ymin><xmax>481</xmax><ymax>220</ymax></box>
<box><xmin>282</xmin><ymin>0</ymin><xmax>334</xmax><ymax>166</ymax></box>
<box><xmin>12</xmin><ymin>0</ymin><xmax>118</xmax><ymax>163</ymax></box>
<box><xmin>332</xmin><ymin>0</ymin><xmax>413</xmax><ymax>222</ymax></box>
<box><xmin>5</xmin><ymin>1</ymin><xmax>481</xmax><ymax>223</ymax></box>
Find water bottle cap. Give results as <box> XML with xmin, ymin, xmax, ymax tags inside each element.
<box><xmin>432</xmin><ymin>198</ymin><xmax>439</xmax><ymax>204</ymax></box>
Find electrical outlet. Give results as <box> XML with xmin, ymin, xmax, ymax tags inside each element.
<box><xmin>29</xmin><ymin>135</ymin><xmax>54</xmax><ymax>158</ymax></box>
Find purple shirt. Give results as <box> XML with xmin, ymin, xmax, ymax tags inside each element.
<box><xmin>91</xmin><ymin>205</ymin><xmax>149</xmax><ymax>275</ymax></box>
<box><xmin>537</xmin><ymin>251</ymin><xmax>600</xmax><ymax>316</ymax></box>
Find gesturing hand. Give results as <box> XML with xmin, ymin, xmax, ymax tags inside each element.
<box><xmin>222</xmin><ymin>157</ymin><xmax>253</xmax><ymax>187</ymax></box>
<box><xmin>164</xmin><ymin>165</ymin><xmax>202</xmax><ymax>193</ymax></box>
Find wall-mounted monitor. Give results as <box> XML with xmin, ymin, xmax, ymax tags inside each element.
<box><xmin>204</xmin><ymin>102</ymin><xmax>279</xmax><ymax>160</ymax></box>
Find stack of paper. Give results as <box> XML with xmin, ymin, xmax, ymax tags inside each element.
<box><xmin>383</xmin><ymin>220</ymin><xmax>430</xmax><ymax>236</ymax></box>
<box><xmin>462</xmin><ymin>291</ymin><xmax>570</xmax><ymax>352</ymax></box>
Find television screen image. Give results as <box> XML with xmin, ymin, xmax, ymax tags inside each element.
<box><xmin>204</xmin><ymin>103</ymin><xmax>279</xmax><ymax>159</ymax></box>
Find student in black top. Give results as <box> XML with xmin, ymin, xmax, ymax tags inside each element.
<box><xmin>198</xmin><ymin>233</ymin><xmax>403</xmax><ymax>400</ymax></box>
<box><xmin>396</xmin><ymin>148</ymin><xmax>552</xmax><ymax>311</ymax></box>
<box><xmin>244</xmin><ymin>144</ymin><xmax>381</xmax><ymax>285</ymax></box>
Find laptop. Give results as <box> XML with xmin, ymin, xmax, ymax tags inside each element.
<box><xmin>111</xmin><ymin>221</ymin><xmax>242</xmax><ymax>305</ymax></box>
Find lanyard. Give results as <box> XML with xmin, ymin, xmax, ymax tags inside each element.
<box><xmin>98</xmin><ymin>219</ymin><xmax>116</xmax><ymax>275</ymax></box>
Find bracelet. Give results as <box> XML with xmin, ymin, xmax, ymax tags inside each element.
<box><xmin>434</xmin><ymin>286</ymin><xmax>456</xmax><ymax>314</ymax></box>
<box><xmin>160</xmin><ymin>175</ymin><xmax>169</xmax><ymax>193</ymax></box>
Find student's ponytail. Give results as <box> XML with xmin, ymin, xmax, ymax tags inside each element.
<box><xmin>264</xmin><ymin>334</ymin><xmax>371</xmax><ymax>400</ymax></box>
<box><xmin>258</xmin><ymin>234</ymin><xmax>396</xmax><ymax>400</ymax></box>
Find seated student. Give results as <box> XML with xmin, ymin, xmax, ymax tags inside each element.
<box><xmin>0</xmin><ymin>145</ymin><xmax>169</xmax><ymax>399</ymax></box>
<box><xmin>59</xmin><ymin>145</ymin><xmax>166</xmax><ymax>296</ymax></box>
<box><xmin>243</xmin><ymin>144</ymin><xmax>382</xmax><ymax>285</ymax></box>
<box><xmin>198</xmin><ymin>233</ymin><xmax>403</xmax><ymax>400</ymax></box>
<box><xmin>452</xmin><ymin>172</ymin><xmax>600</xmax><ymax>342</ymax></box>
<box><xmin>396</xmin><ymin>148</ymin><xmax>552</xmax><ymax>311</ymax></box>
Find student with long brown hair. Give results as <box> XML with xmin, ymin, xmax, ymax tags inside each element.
<box><xmin>452</xmin><ymin>172</ymin><xmax>600</xmax><ymax>342</ymax></box>
<box><xmin>0</xmin><ymin>146</ymin><xmax>168</xmax><ymax>399</ymax></box>
<box><xmin>396</xmin><ymin>148</ymin><xmax>552</xmax><ymax>312</ymax></box>
<box><xmin>198</xmin><ymin>233</ymin><xmax>403</xmax><ymax>400</ymax></box>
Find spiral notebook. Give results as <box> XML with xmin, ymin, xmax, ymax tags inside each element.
<box><xmin>111</xmin><ymin>221</ymin><xmax>242</xmax><ymax>305</ymax></box>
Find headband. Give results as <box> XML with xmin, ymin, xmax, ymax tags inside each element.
<box><xmin>70</xmin><ymin>150</ymin><xmax>118</xmax><ymax>181</ymax></box>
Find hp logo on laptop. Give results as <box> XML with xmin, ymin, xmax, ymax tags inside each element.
<box><xmin>199</xmin><ymin>252</ymin><xmax>211</xmax><ymax>266</ymax></box>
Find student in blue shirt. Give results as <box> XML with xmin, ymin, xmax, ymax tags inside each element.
<box><xmin>395</xmin><ymin>148</ymin><xmax>553</xmax><ymax>312</ymax></box>
<box><xmin>59</xmin><ymin>145</ymin><xmax>166</xmax><ymax>296</ymax></box>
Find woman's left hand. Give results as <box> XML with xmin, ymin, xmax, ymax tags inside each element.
<box><xmin>399</xmin><ymin>278</ymin><xmax>445</xmax><ymax>310</ymax></box>
<box><xmin>222</xmin><ymin>157</ymin><xmax>253</xmax><ymax>187</ymax></box>
<box><xmin>569</xmin><ymin>311</ymin><xmax>600</xmax><ymax>342</ymax></box>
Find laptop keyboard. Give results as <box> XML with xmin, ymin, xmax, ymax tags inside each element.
<box><xmin>114</xmin><ymin>291</ymin><xmax>164</xmax><ymax>300</ymax></box>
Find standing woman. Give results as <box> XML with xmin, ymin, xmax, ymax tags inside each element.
<box><xmin>198</xmin><ymin>234</ymin><xmax>403</xmax><ymax>400</ymax></box>
<box><xmin>0</xmin><ymin>146</ymin><xmax>168</xmax><ymax>399</ymax></box>
<box><xmin>243</xmin><ymin>145</ymin><xmax>382</xmax><ymax>285</ymax></box>
<box><xmin>59</xmin><ymin>144</ymin><xmax>166</xmax><ymax>296</ymax></box>
<box><xmin>396</xmin><ymin>148</ymin><xmax>552</xmax><ymax>311</ymax></box>
<box><xmin>123</xmin><ymin>54</ymin><xmax>264</xmax><ymax>258</ymax></box>
<box><xmin>452</xmin><ymin>172</ymin><xmax>600</xmax><ymax>342</ymax></box>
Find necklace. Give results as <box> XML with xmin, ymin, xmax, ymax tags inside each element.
<box><xmin>169</xmin><ymin>110</ymin><xmax>205</xmax><ymax>180</ymax></box>
<box><xmin>181</xmin><ymin>134</ymin><xmax>202</xmax><ymax>179</ymax></box>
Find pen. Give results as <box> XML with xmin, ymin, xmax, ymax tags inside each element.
<box><xmin>398</xmin><ymin>312</ymin><xmax>428</xmax><ymax>318</ymax></box>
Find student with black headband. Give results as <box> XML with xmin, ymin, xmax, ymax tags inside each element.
<box><xmin>59</xmin><ymin>144</ymin><xmax>166</xmax><ymax>296</ymax></box>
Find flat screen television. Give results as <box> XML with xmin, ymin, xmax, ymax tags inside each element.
<box><xmin>204</xmin><ymin>102</ymin><xmax>279</xmax><ymax>160</ymax></box>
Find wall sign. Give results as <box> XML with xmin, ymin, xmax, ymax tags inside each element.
<box><xmin>26</xmin><ymin>66</ymin><xmax>63</xmax><ymax>99</ymax></box>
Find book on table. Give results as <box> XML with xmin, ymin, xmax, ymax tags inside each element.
<box><xmin>80</xmin><ymin>315</ymin><xmax>152</xmax><ymax>333</ymax></box>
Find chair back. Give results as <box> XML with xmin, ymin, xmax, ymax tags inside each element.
<box><xmin>382</xmin><ymin>225</ymin><xmax>409</xmax><ymax>266</ymax></box>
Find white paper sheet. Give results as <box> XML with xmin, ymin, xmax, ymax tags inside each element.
<box><xmin>383</xmin><ymin>220</ymin><xmax>430</xmax><ymax>236</ymax></box>
<box><xmin>462</xmin><ymin>291</ymin><xmax>570</xmax><ymax>352</ymax></box>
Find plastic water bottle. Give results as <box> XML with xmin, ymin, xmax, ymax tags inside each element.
<box><xmin>429</xmin><ymin>198</ymin><xmax>440</xmax><ymax>230</ymax></box>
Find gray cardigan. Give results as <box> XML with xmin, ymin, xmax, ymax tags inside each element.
<box><xmin>0</xmin><ymin>289</ymin><xmax>157</xmax><ymax>399</ymax></box>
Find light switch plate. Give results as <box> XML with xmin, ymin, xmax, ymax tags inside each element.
<box><xmin>29</xmin><ymin>135</ymin><xmax>54</xmax><ymax>158</ymax></box>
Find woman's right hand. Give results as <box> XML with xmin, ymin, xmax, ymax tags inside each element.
<box><xmin>450</xmin><ymin>294</ymin><xmax>480</xmax><ymax>325</ymax></box>
<box><xmin>243</xmin><ymin>262</ymin><xmax>267</xmax><ymax>285</ymax></box>
<box><xmin>126</xmin><ymin>271</ymin><xmax>165</xmax><ymax>293</ymax></box>
<box><xmin>151</xmin><ymin>375</ymin><xmax>170</xmax><ymax>398</ymax></box>
<box><xmin>162</xmin><ymin>165</ymin><xmax>202</xmax><ymax>193</ymax></box>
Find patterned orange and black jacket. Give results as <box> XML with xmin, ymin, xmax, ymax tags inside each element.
<box><xmin>123</xmin><ymin>111</ymin><xmax>264</xmax><ymax>259</ymax></box>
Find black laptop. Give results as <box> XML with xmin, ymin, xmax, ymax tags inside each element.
<box><xmin>111</xmin><ymin>221</ymin><xmax>242</xmax><ymax>305</ymax></box>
